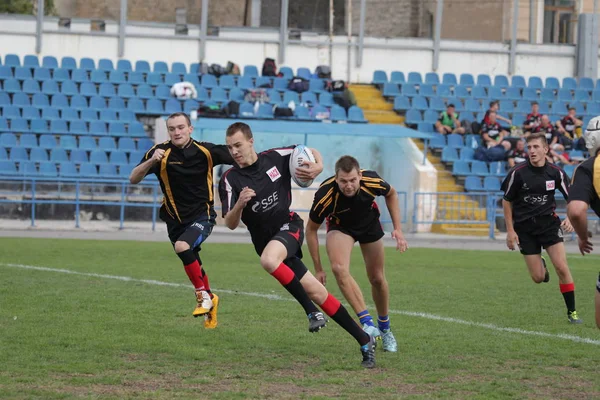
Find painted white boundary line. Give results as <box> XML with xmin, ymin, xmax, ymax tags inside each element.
<box><xmin>3</xmin><ymin>263</ymin><xmax>599</xmax><ymax>346</ymax></box>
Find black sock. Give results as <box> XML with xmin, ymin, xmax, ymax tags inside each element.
<box><xmin>320</xmin><ymin>293</ymin><xmax>370</xmax><ymax>346</ymax></box>
<box><xmin>560</xmin><ymin>283</ymin><xmax>576</xmax><ymax>313</ymax></box>
<box><xmin>271</xmin><ymin>263</ymin><xmax>319</xmax><ymax>315</ymax></box>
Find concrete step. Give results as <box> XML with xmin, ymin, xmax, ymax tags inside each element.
<box><xmin>431</xmin><ymin>224</ymin><xmax>492</xmax><ymax>236</ymax></box>
<box><xmin>356</xmin><ymin>100</ymin><xmax>394</xmax><ymax>111</ymax></box>
<box><xmin>364</xmin><ymin>110</ymin><xmax>403</xmax><ymax>124</ymax></box>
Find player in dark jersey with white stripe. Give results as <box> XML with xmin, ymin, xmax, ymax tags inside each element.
<box><xmin>306</xmin><ymin>155</ymin><xmax>408</xmax><ymax>353</ymax></box>
<box><xmin>130</xmin><ymin>112</ymin><xmax>232</xmax><ymax>328</ymax></box>
<box><xmin>501</xmin><ymin>132</ymin><xmax>581</xmax><ymax>324</ymax></box>
<box><xmin>218</xmin><ymin>122</ymin><xmax>376</xmax><ymax>368</ymax></box>
<box><xmin>566</xmin><ymin>116</ymin><xmax>600</xmax><ymax>329</ymax></box>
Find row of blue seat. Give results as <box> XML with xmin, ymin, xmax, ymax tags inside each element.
<box><xmin>0</xmin><ymin>70</ymin><xmax>324</xmax><ymax>92</ymax></box>
<box><xmin>0</xmin><ymin>108</ymin><xmax>137</xmax><ymax>123</ymax></box>
<box><xmin>0</xmin><ymin>134</ymin><xmax>153</xmax><ymax>152</ymax></box>
<box><xmin>0</xmin><ymin>118</ymin><xmax>146</xmax><ymax>137</ymax></box>
<box><xmin>372</xmin><ymin>70</ymin><xmax>596</xmax><ymax>91</ymax></box>
<box><xmin>441</xmin><ymin>145</ymin><xmax>585</xmax><ymax>164</ymax></box>
<box><xmin>382</xmin><ymin>83</ymin><xmax>599</xmax><ymax>103</ymax></box>
<box><xmin>0</xmin><ymin>160</ymin><xmax>137</xmax><ymax>179</ymax></box>
<box><xmin>0</xmin><ymin>146</ymin><xmax>145</xmax><ymax>165</ymax></box>
<box><xmin>464</xmin><ymin>176</ymin><xmax>502</xmax><ymax>192</ymax></box>
<box><xmin>0</xmin><ymin>54</ymin><xmax>312</xmax><ymax>79</ymax></box>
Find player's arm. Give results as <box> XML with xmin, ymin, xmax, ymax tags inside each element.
<box><xmin>129</xmin><ymin>147</ymin><xmax>164</xmax><ymax>184</ymax></box>
<box><xmin>295</xmin><ymin>147</ymin><xmax>324</xmax><ymax>181</ymax></box>
<box><xmin>223</xmin><ymin>187</ymin><xmax>255</xmax><ymax>230</ymax></box>
<box><xmin>204</xmin><ymin>142</ymin><xmax>235</xmax><ymax>165</ymax></box>
<box><xmin>498</xmin><ymin>114</ymin><xmax>511</xmax><ymax>125</ymax></box>
<box><xmin>385</xmin><ymin>186</ymin><xmax>408</xmax><ymax>252</ymax></box>
<box><xmin>501</xmin><ymin>168</ymin><xmax>520</xmax><ymax>250</ymax></box>
<box><xmin>567</xmin><ymin>165</ymin><xmax>595</xmax><ymax>254</ymax></box>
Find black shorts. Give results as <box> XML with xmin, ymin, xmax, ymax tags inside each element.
<box><xmin>252</xmin><ymin>212</ymin><xmax>305</xmax><ymax>260</ymax></box>
<box><xmin>167</xmin><ymin>216</ymin><xmax>215</xmax><ymax>252</ymax></box>
<box><xmin>326</xmin><ymin>217</ymin><xmax>384</xmax><ymax>244</ymax></box>
<box><xmin>514</xmin><ymin>214</ymin><xmax>563</xmax><ymax>256</ymax></box>
<box><xmin>596</xmin><ymin>273</ymin><xmax>600</xmax><ymax>294</ymax></box>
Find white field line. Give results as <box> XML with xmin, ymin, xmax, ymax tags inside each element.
<box><xmin>2</xmin><ymin>263</ymin><xmax>599</xmax><ymax>346</ymax></box>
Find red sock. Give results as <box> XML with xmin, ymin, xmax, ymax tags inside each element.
<box><xmin>560</xmin><ymin>282</ymin><xmax>575</xmax><ymax>293</ymax></box>
<box><xmin>184</xmin><ymin>260</ymin><xmax>205</xmax><ymax>291</ymax></box>
<box><xmin>319</xmin><ymin>293</ymin><xmax>341</xmax><ymax>316</ymax></box>
<box><xmin>270</xmin><ymin>263</ymin><xmax>295</xmax><ymax>285</ymax></box>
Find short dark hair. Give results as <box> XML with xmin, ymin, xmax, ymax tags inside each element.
<box><xmin>489</xmin><ymin>100</ymin><xmax>499</xmax><ymax>107</ymax></box>
<box><xmin>532</xmin><ymin>101</ymin><xmax>539</xmax><ymax>106</ymax></box>
<box><xmin>526</xmin><ymin>132</ymin><xmax>548</xmax><ymax>145</ymax></box>
<box><xmin>335</xmin><ymin>155</ymin><xmax>360</xmax><ymax>175</ymax></box>
<box><xmin>447</xmin><ymin>103</ymin><xmax>455</xmax><ymax>108</ymax></box>
<box><xmin>167</xmin><ymin>112</ymin><xmax>191</xmax><ymax>126</ymax></box>
<box><xmin>568</xmin><ymin>106</ymin><xmax>576</xmax><ymax>111</ymax></box>
<box><xmin>226</xmin><ymin>122</ymin><xmax>253</xmax><ymax>139</ymax></box>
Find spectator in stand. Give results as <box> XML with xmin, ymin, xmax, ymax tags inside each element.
<box><xmin>533</xmin><ymin>115</ymin><xmax>562</xmax><ymax>152</ymax></box>
<box><xmin>482</xmin><ymin>100</ymin><xmax>512</xmax><ymax>127</ymax></box>
<box><xmin>523</xmin><ymin>102</ymin><xmax>542</xmax><ymax>135</ymax></box>
<box><xmin>481</xmin><ymin>111</ymin><xmax>509</xmax><ymax>148</ymax></box>
<box><xmin>556</xmin><ymin>107</ymin><xmax>584</xmax><ymax>150</ymax></box>
<box><xmin>507</xmin><ymin>139</ymin><xmax>528</xmax><ymax>168</ymax></box>
<box><xmin>435</xmin><ymin>104</ymin><xmax>465</xmax><ymax>135</ymax></box>
<box><xmin>170</xmin><ymin>81</ymin><xmax>198</xmax><ymax>100</ymax></box>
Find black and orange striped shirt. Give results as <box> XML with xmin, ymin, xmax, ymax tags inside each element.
<box><xmin>309</xmin><ymin>170</ymin><xmax>391</xmax><ymax>229</ymax></box>
<box><xmin>139</xmin><ymin>139</ymin><xmax>233</xmax><ymax>225</ymax></box>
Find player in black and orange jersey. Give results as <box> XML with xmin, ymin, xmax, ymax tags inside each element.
<box><xmin>567</xmin><ymin>116</ymin><xmax>600</xmax><ymax>329</ymax></box>
<box><xmin>306</xmin><ymin>156</ymin><xmax>408</xmax><ymax>353</ymax></box>
<box><xmin>129</xmin><ymin>112</ymin><xmax>233</xmax><ymax>328</ymax></box>
<box><xmin>218</xmin><ymin>122</ymin><xmax>376</xmax><ymax>368</ymax></box>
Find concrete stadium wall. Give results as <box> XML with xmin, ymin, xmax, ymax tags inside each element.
<box><xmin>0</xmin><ymin>15</ymin><xmax>584</xmax><ymax>83</ymax></box>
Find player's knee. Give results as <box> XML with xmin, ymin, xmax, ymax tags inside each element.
<box><xmin>330</xmin><ymin>262</ymin><xmax>350</xmax><ymax>278</ymax></box>
<box><xmin>531</xmin><ymin>275</ymin><xmax>544</xmax><ymax>284</ymax></box>
<box><xmin>260</xmin><ymin>253</ymin><xmax>280</xmax><ymax>273</ymax></box>
<box><xmin>368</xmin><ymin>273</ymin><xmax>386</xmax><ymax>288</ymax></box>
<box><xmin>174</xmin><ymin>240</ymin><xmax>190</xmax><ymax>253</ymax></box>
<box><xmin>553</xmin><ymin>263</ymin><xmax>570</xmax><ymax>279</ymax></box>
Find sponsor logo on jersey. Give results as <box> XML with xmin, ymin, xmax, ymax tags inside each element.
<box><xmin>546</xmin><ymin>180</ymin><xmax>555</xmax><ymax>191</ymax></box>
<box><xmin>280</xmin><ymin>223</ymin><xmax>290</xmax><ymax>231</ymax></box>
<box><xmin>524</xmin><ymin>194</ymin><xmax>549</xmax><ymax>205</ymax></box>
<box><xmin>557</xmin><ymin>227</ymin><xmax>563</xmax><ymax>238</ymax></box>
<box><xmin>191</xmin><ymin>222</ymin><xmax>205</xmax><ymax>230</ymax></box>
<box><xmin>266</xmin><ymin>166</ymin><xmax>281</xmax><ymax>182</ymax></box>
<box><xmin>251</xmin><ymin>191</ymin><xmax>279</xmax><ymax>212</ymax></box>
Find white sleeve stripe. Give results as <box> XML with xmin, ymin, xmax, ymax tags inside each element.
<box><xmin>504</xmin><ymin>170</ymin><xmax>517</xmax><ymax>195</ymax></box>
<box><xmin>273</xmin><ymin>148</ymin><xmax>294</xmax><ymax>156</ymax></box>
<box><xmin>560</xmin><ymin>170</ymin><xmax>568</xmax><ymax>194</ymax></box>
<box><xmin>225</xmin><ymin>176</ymin><xmax>233</xmax><ymax>211</ymax></box>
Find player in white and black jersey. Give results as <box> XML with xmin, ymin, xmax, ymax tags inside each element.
<box><xmin>501</xmin><ymin>132</ymin><xmax>582</xmax><ymax>324</ymax></box>
<box><xmin>218</xmin><ymin>122</ymin><xmax>376</xmax><ymax>368</ymax></box>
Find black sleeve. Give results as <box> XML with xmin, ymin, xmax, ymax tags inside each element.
<box><xmin>202</xmin><ymin>142</ymin><xmax>234</xmax><ymax>165</ymax></box>
<box><xmin>309</xmin><ymin>184</ymin><xmax>335</xmax><ymax>224</ymax></box>
<box><xmin>555</xmin><ymin>166</ymin><xmax>570</xmax><ymax>199</ymax></box>
<box><xmin>501</xmin><ymin>168</ymin><xmax>521</xmax><ymax>202</ymax></box>
<box><xmin>480</xmin><ymin>123</ymin><xmax>489</xmax><ymax>134</ymax></box>
<box><xmin>361</xmin><ymin>170</ymin><xmax>392</xmax><ymax>196</ymax></box>
<box><xmin>568</xmin><ymin>165</ymin><xmax>595</xmax><ymax>205</ymax></box>
<box><xmin>218</xmin><ymin>170</ymin><xmax>239</xmax><ymax>217</ymax></box>
<box><xmin>137</xmin><ymin>145</ymin><xmax>160</xmax><ymax>176</ymax></box>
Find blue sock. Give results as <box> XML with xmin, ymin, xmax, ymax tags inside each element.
<box><xmin>378</xmin><ymin>315</ymin><xmax>390</xmax><ymax>331</ymax></box>
<box><xmin>357</xmin><ymin>310</ymin><xmax>374</xmax><ymax>327</ymax></box>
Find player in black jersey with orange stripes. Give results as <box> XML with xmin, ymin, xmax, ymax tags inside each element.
<box><xmin>130</xmin><ymin>112</ymin><xmax>233</xmax><ymax>328</ymax></box>
<box><xmin>306</xmin><ymin>156</ymin><xmax>408</xmax><ymax>353</ymax></box>
<box><xmin>501</xmin><ymin>132</ymin><xmax>582</xmax><ymax>324</ymax></box>
<box><xmin>218</xmin><ymin>122</ymin><xmax>376</xmax><ymax>368</ymax></box>
<box><xmin>567</xmin><ymin>116</ymin><xmax>600</xmax><ymax>329</ymax></box>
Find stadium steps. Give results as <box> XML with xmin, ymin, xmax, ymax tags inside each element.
<box><xmin>349</xmin><ymin>85</ymin><xmax>401</xmax><ymax>123</ymax></box>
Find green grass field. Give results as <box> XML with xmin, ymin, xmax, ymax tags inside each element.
<box><xmin>1</xmin><ymin>237</ymin><xmax>599</xmax><ymax>399</ymax></box>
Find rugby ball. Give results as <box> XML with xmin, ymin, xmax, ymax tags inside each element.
<box><xmin>289</xmin><ymin>145</ymin><xmax>316</xmax><ymax>188</ymax></box>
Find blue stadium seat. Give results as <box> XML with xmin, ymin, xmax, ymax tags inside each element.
<box><xmin>59</xmin><ymin>135</ymin><xmax>77</xmax><ymax>150</ymax></box>
<box><xmin>50</xmin><ymin>119</ymin><xmax>69</xmax><ymax>134</ymax></box>
<box><xmin>109</xmin><ymin>70</ymin><xmax>127</xmax><ymax>85</ymax></box>
<box><xmin>72</xmin><ymin>69</ymin><xmax>89</xmax><ymax>84</ymax></box>
<box><xmin>539</xmin><ymin>88</ymin><xmax>555</xmax><ymax>102</ymax></box>
<box><xmin>42</xmin><ymin>56</ymin><xmax>58</xmax><ymax>70</ymax></box>
<box><xmin>183</xmin><ymin>99</ymin><xmax>199</xmax><ymax>114</ymax></box>
<box><xmin>446</xmin><ymin>134</ymin><xmax>464</xmax><ymax>149</ymax></box>
<box><xmin>419</xmin><ymin>84</ymin><xmax>435</xmax><ymax>97</ymax></box>
<box><xmin>278</xmin><ymin>67</ymin><xmax>293</xmax><ymax>79</ymax></box>
<box><xmin>425</xmin><ymin>72</ymin><xmax>439</xmax><ymax>85</ymax></box>
<box><xmin>435</xmin><ymin>84</ymin><xmax>450</xmax><ymax>98</ymax></box>
<box><xmin>38</xmin><ymin>137</ymin><xmax>57</xmax><ymax>151</ymax></box>
<box><xmin>551</xmin><ymin>101</ymin><xmax>568</xmax><ymax>114</ymax></box>
<box><xmin>283</xmin><ymin>91</ymin><xmax>300</xmax><ymax>104</ymax></box>
<box><xmin>135</xmin><ymin>60</ymin><xmax>151</xmax><ymax>73</ymax></box>
<box><xmin>117</xmin><ymin>83</ymin><xmax>135</xmax><ymax>98</ymax></box>
<box><xmin>78</xmin><ymin>109</ymin><xmax>96</xmax><ymax>122</ymax></box>
<box><xmin>330</xmin><ymin>105</ymin><xmax>347</xmax><ymax>122</ymax></box>
<box><xmin>464</xmin><ymin>176</ymin><xmax>483</xmax><ymax>191</ymax></box>
<box><xmin>459</xmin><ymin>74</ymin><xmax>474</xmax><ymax>87</ymax></box>
<box><xmin>238</xmin><ymin>76</ymin><xmax>254</xmax><ymax>90</ymax></box>
<box><xmin>3</xmin><ymin>78</ymin><xmax>21</xmax><ymax>93</ymax></box>
<box><xmin>380</xmin><ymin>83</ymin><xmax>399</xmax><ymax>97</ymax></box>
<box><xmin>117</xmin><ymin>59</ymin><xmax>132</xmax><ymax>72</ymax></box>
<box><xmin>239</xmin><ymin>102</ymin><xmax>256</xmax><ymax>118</ymax></box>
<box><xmin>135</xmin><ymin>84</ymin><xmax>153</xmax><ymax>99</ymax></box>
<box><xmin>118</xmin><ymin>137</ymin><xmax>137</xmax><ymax>152</ymax></box>
<box><xmin>109</xmin><ymin>150</ymin><xmax>128</xmax><ymax>164</ymax></box>
<box><xmin>544</xmin><ymin>77</ymin><xmax>560</xmax><ymax>90</ymax></box>
<box><xmin>128</xmin><ymin>122</ymin><xmax>146</xmax><ymax>137</ymax></box>
<box><xmin>407</xmin><ymin>72</ymin><xmax>422</xmax><ymax>85</ymax></box>
<box><xmin>80</xmin><ymin>82</ymin><xmax>97</xmax><ymax>97</ymax></box>
<box><xmin>522</xmin><ymin>87</ymin><xmax>538</xmax><ymax>101</ymax></box>
<box><xmin>147</xmin><ymin>72</ymin><xmax>164</xmax><ymax>86</ymax></box>
<box><xmin>465</xmin><ymin>98</ymin><xmax>481</xmax><ymax>113</ymax></box>
<box><xmin>41</xmin><ymin>79</ymin><xmax>59</xmax><ymax>95</ymax></box>
<box><xmin>428</xmin><ymin>134</ymin><xmax>446</xmax><ymax>149</ymax></box>
<box><xmin>471</xmin><ymin>160</ymin><xmax>490</xmax><ymax>176</ymax></box>
<box><xmin>59</xmin><ymin>162</ymin><xmax>78</xmax><ymax>177</ymax></box>
<box><xmin>417</xmin><ymin>122</ymin><xmax>434</xmax><ymax>133</ymax></box>
<box><xmin>100</xmin><ymin>110</ymin><xmax>118</xmax><ymax>123</ymax></box>
<box><xmin>411</xmin><ymin>96</ymin><xmax>428</xmax><ymax>111</ymax></box>
<box><xmin>516</xmin><ymin>100</ymin><xmax>531</xmax><ymax>114</ymax></box>
<box><xmin>390</xmin><ymin>71</ymin><xmax>405</xmax><ymax>84</ymax></box>
<box><xmin>99</xmin><ymin>82</ymin><xmax>117</xmax><ymax>97</ymax></box>
<box><xmin>201</xmin><ymin>74</ymin><xmax>218</xmax><ymax>88</ymax></box>
<box><xmin>372</xmin><ymin>70</ymin><xmax>388</xmax><ymax>85</ymax></box>
<box><xmin>454</xmin><ymin>85</ymin><xmax>470</xmax><ymax>99</ymax></box>
<box><xmin>297</xmin><ymin>68</ymin><xmax>311</xmax><ymax>80</ymax></box>
<box><xmin>52</xmin><ymin>68</ymin><xmax>69</xmax><ymax>83</ymax></box>
<box><xmin>575</xmin><ymin>89</ymin><xmax>590</xmax><ymax>102</ymax></box>
<box><xmin>511</xmin><ymin>75</ymin><xmax>526</xmax><ymax>89</ymax></box>
<box><xmin>10</xmin><ymin>118</ymin><xmax>29</xmax><ymax>133</ymax></box>
<box><xmin>528</xmin><ymin>76</ymin><xmax>543</xmax><ymax>90</ymax></box>
<box><xmin>267</xmin><ymin>89</ymin><xmax>281</xmax><ymax>103</ymax></box>
<box><xmin>12</xmin><ymin>93</ymin><xmax>29</xmax><ymax>107</ymax></box>
<box><xmin>538</xmin><ymin>101</ymin><xmax>550</xmax><ymax>114</ymax></box>
<box><xmin>0</xmin><ymin>118</ymin><xmax>8</xmax><ymax>133</ymax></box>
<box><xmin>80</xmin><ymin>163</ymin><xmax>98</xmax><ymax>177</ymax></box>
<box><xmin>256</xmin><ymin>103</ymin><xmax>274</xmax><ymax>119</ymax></box>
<box><xmin>29</xmin><ymin>147</ymin><xmax>48</xmax><ymax>162</ymax></box>
<box><xmin>118</xmin><ymin>110</ymin><xmax>135</xmax><ymax>122</ymax></box>
<box><xmin>308</xmin><ymin>79</ymin><xmax>323</xmax><ymax>93</ymax></box>
<box><xmin>588</xmin><ymin>102</ymin><xmax>600</xmax><ymax>115</ymax></box>
<box><xmin>429</xmin><ymin>97</ymin><xmax>445</xmax><ymax>112</ymax></box>
<box><xmin>293</xmin><ymin>105</ymin><xmax>310</xmax><ymax>120</ymax></box>
<box><xmin>244</xmin><ymin>65</ymin><xmax>259</xmax><ymax>78</ymax></box>
<box><xmin>484</xmin><ymin>176</ymin><xmax>502</xmax><ymax>191</ymax></box>
<box><xmin>153</xmin><ymin>61</ymin><xmax>169</xmax><ymax>74</ymax></box>
<box><xmin>78</xmin><ymin>59</ymin><xmax>95</xmax><ymax>73</ymax></box>
<box><xmin>219</xmin><ymin>75</ymin><xmax>236</xmax><ymax>90</ymax></box>
<box><xmin>0</xmin><ymin>160</ymin><xmax>17</xmax><ymax>175</ymax></box>
<box><xmin>345</xmin><ymin>106</ymin><xmax>365</xmax><ymax>123</ymax></box>
<box><xmin>20</xmin><ymin>161</ymin><xmax>38</xmax><ymax>175</ymax></box>
<box><xmin>504</xmin><ymin>87</ymin><xmax>521</xmax><ymax>101</ymax></box>
<box><xmin>423</xmin><ymin>109</ymin><xmax>438</xmax><ymax>124</ymax></box>
<box><xmin>165</xmin><ymin>99</ymin><xmax>181</xmax><ymax>114</ymax></box>
<box><xmin>486</xmin><ymin>86</ymin><xmax>502</xmax><ymax>101</ymax></box>
<box><xmin>460</xmin><ymin>147</ymin><xmax>475</xmax><ymax>161</ymax></box>
<box><xmin>4</xmin><ymin>54</ymin><xmax>20</xmax><ymax>67</ymax></box>
<box><xmin>90</xmin><ymin>149</ymin><xmax>108</xmax><ymax>164</ymax></box>
<box><xmin>91</xmin><ymin>70</ymin><xmax>108</xmax><ymax>84</ymax></box>
<box><xmin>89</xmin><ymin>96</ymin><xmax>107</xmax><ymax>111</ymax></box>
<box><xmin>89</xmin><ymin>121</ymin><xmax>108</xmax><ymax>136</ymax></box>
<box><xmin>0</xmin><ymin>147</ymin><xmax>8</xmax><ymax>160</ymax></box>
<box><xmin>60</xmin><ymin>56</ymin><xmax>77</xmax><ymax>70</ymax></box>
<box><xmin>562</xmin><ymin>77</ymin><xmax>577</xmax><ymax>90</ymax></box>
<box><xmin>146</xmin><ymin>99</ymin><xmax>164</xmax><ymax>114</ymax></box>
<box><xmin>30</xmin><ymin>119</ymin><xmax>49</xmax><ymax>134</ymax></box>
<box><xmin>99</xmin><ymin>164</ymin><xmax>119</xmax><ymax>178</ymax></box>
<box><xmin>318</xmin><ymin>91</ymin><xmax>334</xmax><ymax>107</ymax></box>
<box><xmin>405</xmin><ymin>109</ymin><xmax>422</xmax><ymax>125</ymax></box>
<box><xmin>137</xmin><ymin>138</ymin><xmax>153</xmax><ymax>151</ymax></box>
<box><xmin>15</xmin><ymin>66</ymin><xmax>33</xmax><ymax>80</ymax></box>
<box><xmin>472</xmin><ymin>86</ymin><xmax>488</xmax><ymax>100</ymax></box>
<box><xmin>71</xmin><ymin>148</ymin><xmax>90</xmax><ymax>163</ymax></box>
<box><xmin>119</xmin><ymin>164</ymin><xmax>134</xmax><ymax>178</ymax></box>
<box><xmin>441</xmin><ymin>146</ymin><xmax>459</xmax><ymax>162</ymax></box>
<box><xmin>300</xmin><ymin>91</ymin><xmax>316</xmax><ymax>105</ymax></box>
<box><xmin>19</xmin><ymin>133</ymin><xmax>37</xmax><ymax>148</ymax></box>
<box><xmin>442</xmin><ymin>73</ymin><xmax>457</xmax><ymax>86</ymax></box>
<box><xmin>152</xmin><ymin>85</ymin><xmax>169</xmax><ymax>100</ymax></box>
<box><xmin>164</xmin><ymin>73</ymin><xmax>181</xmax><ymax>86</ymax></box>
<box><xmin>99</xmin><ymin>137</ymin><xmax>117</xmax><ymax>150</ymax></box>
<box><xmin>128</xmin><ymin>71</ymin><xmax>145</xmax><ymax>85</ymax></box>
<box><xmin>446</xmin><ymin>97</ymin><xmax>463</xmax><ymax>112</ymax></box>
<box><xmin>34</xmin><ymin>67</ymin><xmax>52</xmax><ymax>81</ymax></box>
<box><xmin>558</xmin><ymin>88</ymin><xmax>573</xmax><ymax>102</ymax></box>
<box><xmin>493</xmin><ymin>75</ymin><xmax>509</xmax><ymax>89</ymax></box>
<box><xmin>0</xmin><ymin>133</ymin><xmax>19</xmax><ymax>148</ymax></box>
<box><xmin>9</xmin><ymin>146</ymin><xmax>28</xmax><ymax>161</ymax></box>
<box><xmin>2</xmin><ymin>105</ymin><xmax>21</xmax><ymax>120</ymax></box>
<box><xmin>127</xmin><ymin>98</ymin><xmax>145</xmax><ymax>114</ymax></box>
<box><xmin>255</xmin><ymin>76</ymin><xmax>272</xmax><ymax>88</ymax></box>
<box><xmin>172</xmin><ymin>62</ymin><xmax>186</xmax><ymax>75</ymax></box>
<box><xmin>489</xmin><ymin>161</ymin><xmax>507</xmax><ymax>177</ymax></box>
<box><xmin>23</xmin><ymin>55</ymin><xmax>39</xmax><ymax>68</ymax></box>
<box><xmin>499</xmin><ymin>100</ymin><xmax>514</xmax><ymax>113</ymax></box>
<box><xmin>0</xmin><ymin>65</ymin><xmax>13</xmax><ymax>80</ymax></box>
<box><xmin>476</xmin><ymin>74</ymin><xmax>491</xmax><ymax>88</ymax></box>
